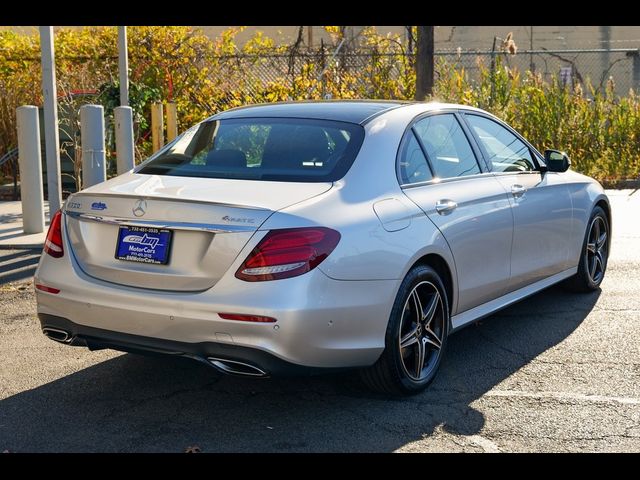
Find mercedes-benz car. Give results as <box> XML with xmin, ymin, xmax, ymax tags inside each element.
<box><xmin>35</xmin><ymin>101</ymin><xmax>610</xmax><ymax>395</ymax></box>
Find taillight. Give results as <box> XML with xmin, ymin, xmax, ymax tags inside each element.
<box><xmin>44</xmin><ymin>210</ymin><xmax>64</xmax><ymax>258</ymax></box>
<box><xmin>235</xmin><ymin>227</ymin><xmax>340</xmax><ymax>282</ymax></box>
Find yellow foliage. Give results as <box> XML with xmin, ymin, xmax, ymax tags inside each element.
<box><xmin>1</xmin><ymin>26</ymin><xmax>639</xmax><ymax>182</ymax></box>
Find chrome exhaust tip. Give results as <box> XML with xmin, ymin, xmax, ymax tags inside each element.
<box><xmin>42</xmin><ymin>327</ymin><xmax>73</xmax><ymax>344</ymax></box>
<box><xmin>207</xmin><ymin>357</ymin><xmax>268</xmax><ymax>377</ymax></box>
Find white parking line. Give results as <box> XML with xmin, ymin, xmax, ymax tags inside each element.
<box><xmin>486</xmin><ymin>389</ymin><xmax>640</xmax><ymax>406</ymax></box>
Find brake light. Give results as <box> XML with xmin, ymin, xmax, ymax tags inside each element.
<box><xmin>236</xmin><ymin>227</ymin><xmax>340</xmax><ymax>281</ymax></box>
<box><xmin>44</xmin><ymin>210</ymin><xmax>64</xmax><ymax>258</ymax></box>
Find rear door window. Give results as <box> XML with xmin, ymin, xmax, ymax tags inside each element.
<box><xmin>412</xmin><ymin>114</ymin><xmax>481</xmax><ymax>179</ymax></box>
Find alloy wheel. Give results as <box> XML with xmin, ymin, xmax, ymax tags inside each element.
<box><xmin>398</xmin><ymin>281</ymin><xmax>445</xmax><ymax>381</ymax></box>
<box><xmin>586</xmin><ymin>216</ymin><xmax>608</xmax><ymax>284</ymax></box>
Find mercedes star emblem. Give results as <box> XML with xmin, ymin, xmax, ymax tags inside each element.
<box><xmin>132</xmin><ymin>199</ymin><xmax>147</xmax><ymax>217</ymax></box>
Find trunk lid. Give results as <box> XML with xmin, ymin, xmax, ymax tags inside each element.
<box><xmin>65</xmin><ymin>173</ymin><xmax>332</xmax><ymax>291</ymax></box>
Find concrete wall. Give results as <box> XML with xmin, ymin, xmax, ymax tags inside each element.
<box><xmin>191</xmin><ymin>26</ymin><xmax>640</xmax><ymax>51</ymax></box>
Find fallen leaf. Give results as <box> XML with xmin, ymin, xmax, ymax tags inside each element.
<box><xmin>185</xmin><ymin>445</ymin><xmax>201</xmax><ymax>453</ymax></box>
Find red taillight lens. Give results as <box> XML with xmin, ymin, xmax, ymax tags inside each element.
<box><xmin>44</xmin><ymin>210</ymin><xmax>64</xmax><ymax>258</ymax></box>
<box><xmin>235</xmin><ymin>227</ymin><xmax>341</xmax><ymax>282</ymax></box>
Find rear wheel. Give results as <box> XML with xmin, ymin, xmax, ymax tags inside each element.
<box><xmin>564</xmin><ymin>205</ymin><xmax>609</xmax><ymax>292</ymax></box>
<box><xmin>360</xmin><ymin>265</ymin><xmax>449</xmax><ymax>395</ymax></box>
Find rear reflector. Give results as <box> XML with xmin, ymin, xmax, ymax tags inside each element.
<box><xmin>218</xmin><ymin>313</ymin><xmax>277</xmax><ymax>323</ymax></box>
<box><xmin>35</xmin><ymin>284</ymin><xmax>60</xmax><ymax>294</ymax></box>
<box><xmin>235</xmin><ymin>227</ymin><xmax>340</xmax><ymax>281</ymax></box>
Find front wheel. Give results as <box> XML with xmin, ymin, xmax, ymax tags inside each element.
<box><xmin>564</xmin><ymin>205</ymin><xmax>610</xmax><ymax>292</ymax></box>
<box><xmin>360</xmin><ymin>265</ymin><xmax>449</xmax><ymax>395</ymax></box>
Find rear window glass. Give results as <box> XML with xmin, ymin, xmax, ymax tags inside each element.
<box><xmin>137</xmin><ymin>118</ymin><xmax>365</xmax><ymax>182</ymax></box>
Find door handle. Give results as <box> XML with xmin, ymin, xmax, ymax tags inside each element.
<box><xmin>511</xmin><ymin>184</ymin><xmax>526</xmax><ymax>198</ymax></box>
<box><xmin>435</xmin><ymin>199</ymin><xmax>458</xmax><ymax>215</ymax></box>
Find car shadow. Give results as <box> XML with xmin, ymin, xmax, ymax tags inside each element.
<box><xmin>0</xmin><ymin>285</ymin><xmax>600</xmax><ymax>452</ymax></box>
<box><xmin>0</xmin><ymin>249</ymin><xmax>41</xmax><ymax>285</ymax></box>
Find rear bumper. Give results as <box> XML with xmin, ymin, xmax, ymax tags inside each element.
<box><xmin>39</xmin><ymin>313</ymin><xmax>338</xmax><ymax>376</ymax></box>
<box><xmin>35</xmin><ymin>242</ymin><xmax>400</xmax><ymax>370</ymax></box>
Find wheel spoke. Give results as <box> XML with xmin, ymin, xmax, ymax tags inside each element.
<box><xmin>415</xmin><ymin>337</ymin><xmax>426</xmax><ymax>378</ymax></box>
<box><xmin>595</xmin><ymin>252</ymin><xmax>604</xmax><ymax>275</ymax></box>
<box><xmin>586</xmin><ymin>242</ymin><xmax>597</xmax><ymax>254</ymax></box>
<box><xmin>423</xmin><ymin>293</ymin><xmax>439</xmax><ymax>324</ymax></box>
<box><xmin>593</xmin><ymin>219</ymin><xmax>600</xmax><ymax>243</ymax></box>
<box><xmin>400</xmin><ymin>325</ymin><xmax>419</xmax><ymax>349</ymax></box>
<box><xmin>424</xmin><ymin>326</ymin><xmax>442</xmax><ymax>350</ymax></box>
<box><xmin>410</xmin><ymin>289</ymin><xmax>424</xmax><ymax>324</ymax></box>
<box><xmin>597</xmin><ymin>231</ymin><xmax>607</xmax><ymax>250</ymax></box>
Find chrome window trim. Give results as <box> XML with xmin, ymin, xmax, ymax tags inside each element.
<box><xmin>399</xmin><ymin>171</ymin><xmax>496</xmax><ymax>189</ymax></box>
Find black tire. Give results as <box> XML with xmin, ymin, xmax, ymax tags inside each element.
<box><xmin>360</xmin><ymin>265</ymin><xmax>450</xmax><ymax>395</ymax></box>
<box><xmin>564</xmin><ymin>205</ymin><xmax>609</xmax><ymax>292</ymax></box>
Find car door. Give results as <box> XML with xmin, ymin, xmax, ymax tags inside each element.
<box><xmin>463</xmin><ymin>113</ymin><xmax>573</xmax><ymax>292</ymax></box>
<box><xmin>399</xmin><ymin>112</ymin><xmax>514</xmax><ymax>314</ymax></box>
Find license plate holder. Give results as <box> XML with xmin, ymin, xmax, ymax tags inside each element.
<box><xmin>115</xmin><ymin>225</ymin><xmax>172</xmax><ymax>265</ymax></box>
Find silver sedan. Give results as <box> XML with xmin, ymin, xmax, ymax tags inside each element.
<box><xmin>35</xmin><ymin>101</ymin><xmax>610</xmax><ymax>395</ymax></box>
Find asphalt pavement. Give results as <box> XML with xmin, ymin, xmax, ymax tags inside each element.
<box><xmin>0</xmin><ymin>190</ymin><xmax>638</xmax><ymax>452</ymax></box>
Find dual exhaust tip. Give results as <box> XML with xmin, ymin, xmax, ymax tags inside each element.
<box><xmin>42</xmin><ymin>328</ymin><xmax>268</xmax><ymax>377</ymax></box>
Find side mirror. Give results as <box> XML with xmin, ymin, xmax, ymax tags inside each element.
<box><xmin>544</xmin><ymin>149</ymin><xmax>571</xmax><ymax>173</ymax></box>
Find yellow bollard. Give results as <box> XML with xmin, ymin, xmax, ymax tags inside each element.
<box><xmin>151</xmin><ymin>103</ymin><xmax>164</xmax><ymax>153</ymax></box>
<box><xmin>166</xmin><ymin>103</ymin><xmax>178</xmax><ymax>142</ymax></box>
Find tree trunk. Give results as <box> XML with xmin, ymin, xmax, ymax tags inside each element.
<box><xmin>415</xmin><ymin>26</ymin><xmax>434</xmax><ymax>100</ymax></box>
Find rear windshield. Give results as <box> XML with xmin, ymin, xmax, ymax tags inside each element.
<box><xmin>137</xmin><ymin>117</ymin><xmax>365</xmax><ymax>182</ymax></box>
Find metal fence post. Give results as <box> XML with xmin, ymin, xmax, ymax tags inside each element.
<box><xmin>151</xmin><ymin>103</ymin><xmax>164</xmax><ymax>153</ymax></box>
<box><xmin>80</xmin><ymin>105</ymin><xmax>106</xmax><ymax>188</ymax></box>
<box><xmin>16</xmin><ymin>106</ymin><xmax>45</xmax><ymax>234</ymax></box>
<box><xmin>114</xmin><ymin>106</ymin><xmax>135</xmax><ymax>174</ymax></box>
<box><xmin>39</xmin><ymin>26</ymin><xmax>62</xmax><ymax>217</ymax></box>
<box><xmin>166</xmin><ymin>103</ymin><xmax>178</xmax><ymax>142</ymax></box>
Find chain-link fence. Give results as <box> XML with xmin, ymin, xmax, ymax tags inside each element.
<box><xmin>436</xmin><ymin>48</ymin><xmax>640</xmax><ymax>95</ymax></box>
<box><xmin>204</xmin><ymin>48</ymin><xmax>640</xmax><ymax>100</ymax></box>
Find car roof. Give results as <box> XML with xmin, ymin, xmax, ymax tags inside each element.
<box><xmin>210</xmin><ymin>100</ymin><xmax>412</xmax><ymax>125</ymax></box>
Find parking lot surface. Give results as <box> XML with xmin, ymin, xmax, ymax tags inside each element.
<box><xmin>1</xmin><ymin>190</ymin><xmax>638</xmax><ymax>452</ymax></box>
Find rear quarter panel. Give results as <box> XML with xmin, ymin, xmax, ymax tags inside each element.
<box><xmin>260</xmin><ymin>104</ymin><xmax>460</xmax><ymax>311</ymax></box>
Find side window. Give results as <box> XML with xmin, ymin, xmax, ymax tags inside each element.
<box><xmin>413</xmin><ymin>114</ymin><xmax>481</xmax><ymax>179</ymax></box>
<box><xmin>466</xmin><ymin>115</ymin><xmax>536</xmax><ymax>172</ymax></box>
<box><xmin>398</xmin><ymin>131</ymin><xmax>432</xmax><ymax>185</ymax></box>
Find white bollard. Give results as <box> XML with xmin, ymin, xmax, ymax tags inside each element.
<box><xmin>16</xmin><ymin>106</ymin><xmax>45</xmax><ymax>234</ymax></box>
<box><xmin>114</xmin><ymin>106</ymin><xmax>135</xmax><ymax>174</ymax></box>
<box><xmin>80</xmin><ymin>105</ymin><xmax>107</xmax><ymax>188</ymax></box>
